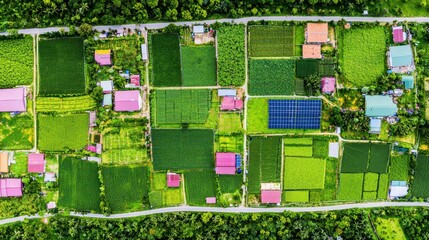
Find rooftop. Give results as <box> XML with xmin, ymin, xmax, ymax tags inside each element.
<box><xmin>114</xmin><ymin>90</ymin><xmax>142</xmax><ymax>112</ymax></box>
<box><xmin>402</xmin><ymin>75</ymin><xmax>414</xmax><ymax>89</ymax></box>
<box><xmin>215</xmin><ymin>167</ymin><xmax>236</xmax><ymax>175</ymax></box>
<box><xmin>216</xmin><ymin>152</ymin><xmax>236</xmax><ymax>167</ymax></box>
<box><xmin>370</xmin><ymin>118</ymin><xmax>382</xmax><ymax>134</ymax></box>
<box><xmin>218</xmin><ymin>89</ymin><xmax>237</xmax><ymax>97</ymax></box>
<box><xmin>302</xmin><ymin>44</ymin><xmax>322</xmax><ymax>59</ymax></box>
<box><xmin>0</xmin><ymin>152</ymin><xmax>8</xmax><ymax>173</ymax></box>
<box><xmin>28</xmin><ymin>153</ymin><xmax>45</xmax><ymax>173</ymax></box>
<box><xmin>365</xmin><ymin>95</ymin><xmax>398</xmax><ymax>117</ymax></box>
<box><xmin>167</xmin><ymin>173</ymin><xmax>181</xmax><ymax>188</ymax></box>
<box><xmin>321</xmin><ymin>77</ymin><xmax>335</xmax><ymax>94</ymax></box>
<box><xmin>0</xmin><ymin>88</ymin><xmax>26</xmax><ymax>112</ymax></box>
<box><xmin>306</xmin><ymin>23</ymin><xmax>328</xmax><ymax>43</ymax></box>
<box><xmin>261</xmin><ymin>190</ymin><xmax>282</xmax><ymax>204</ymax></box>
<box><xmin>103</xmin><ymin>93</ymin><xmax>113</xmax><ymax>106</ymax></box>
<box><xmin>392</xmin><ymin>26</ymin><xmax>405</xmax><ymax>43</ymax></box>
<box><xmin>99</xmin><ymin>80</ymin><xmax>113</xmax><ymax>93</ymax></box>
<box><xmin>389</xmin><ymin>45</ymin><xmax>413</xmax><ymax>68</ymax></box>
<box><xmin>94</xmin><ymin>49</ymin><xmax>112</xmax><ymax>66</ymax></box>
<box><xmin>221</xmin><ymin>97</ymin><xmax>243</xmax><ymax>111</ymax></box>
<box><xmin>0</xmin><ymin>178</ymin><xmax>22</xmax><ymax>198</ymax></box>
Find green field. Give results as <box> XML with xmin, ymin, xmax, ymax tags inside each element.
<box><xmin>341</xmin><ymin>143</ymin><xmax>370</xmax><ymax>173</ymax></box>
<box><xmin>102</xmin><ymin>165</ymin><xmax>149</xmax><ymax>212</ymax></box>
<box><xmin>216</xmin><ymin>134</ymin><xmax>243</xmax><ymax>153</ymax></box>
<box><xmin>10</xmin><ymin>152</ymin><xmax>28</xmax><ymax>176</ymax></box>
<box><xmin>0</xmin><ymin>111</ymin><xmax>33</xmax><ymax>150</ymax></box>
<box><xmin>151</xmin><ymin>33</ymin><xmax>181</xmax><ymax>86</ymax></box>
<box><xmin>248</xmin><ymin>59</ymin><xmax>295</xmax><ymax>96</ymax></box>
<box><xmin>217</xmin><ymin>25</ymin><xmax>245</xmax><ymax>86</ymax></box>
<box><xmin>150</xmin><ymin>173</ymin><xmax>183</xmax><ymax>207</ymax></box>
<box><xmin>363</xmin><ymin>173</ymin><xmax>379</xmax><ymax>192</ymax></box>
<box><xmin>283</xmin><ymin>138</ymin><xmax>312</xmax><ymax>145</ymax></box>
<box><xmin>389</xmin><ymin>154</ymin><xmax>409</xmax><ymax>181</ymax></box>
<box><xmin>58</xmin><ymin>157</ymin><xmax>100</xmax><ymax>211</ymax></box>
<box><xmin>36</xmin><ymin>96</ymin><xmax>96</xmax><ymax>113</ymax></box>
<box><xmin>185</xmin><ymin>171</ymin><xmax>217</xmax><ymax>205</ymax></box>
<box><xmin>313</xmin><ymin>139</ymin><xmax>329</xmax><ymax>158</ymax></box>
<box><xmin>337</xmin><ymin>173</ymin><xmax>364</xmax><ymax>201</ymax></box>
<box><xmin>248</xmin><ymin>25</ymin><xmax>294</xmax><ymax>57</ymax></box>
<box><xmin>218</xmin><ymin>175</ymin><xmax>243</xmax><ymax>193</ymax></box>
<box><xmin>374</xmin><ymin>218</ymin><xmax>407</xmax><ymax>240</ymax></box>
<box><xmin>0</xmin><ymin>37</ymin><xmax>33</xmax><ymax>87</ymax></box>
<box><xmin>377</xmin><ymin>174</ymin><xmax>389</xmax><ymax>199</ymax></box>
<box><xmin>339</xmin><ymin>27</ymin><xmax>386</xmax><ymax>87</ymax></box>
<box><xmin>218</xmin><ymin>113</ymin><xmax>242</xmax><ymax>133</ymax></box>
<box><xmin>296</xmin><ymin>59</ymin><xmax>319</xmax><ymax>78</ymax></box>
<box><xmin>38</xmin><ymin>114</ymin><xmax>88</xmax><ymax>151</ymax></box>
<box><xmin>362</xmin><ymin>191</ymin><xmax>377</xmax><ymax>200</ymax></box>
<box><xmin>368</xmin><ymin>144</ymin><xmax>390</xmax><ymax>173</ymax></box>
<box><xmin>284</xmin><ymin>157</ymin><xmax>326</xmax><ymax>190</ymax></box>
<box><xmin>152</xmin><ymin>129</ymin><xmax>214</xmax><ymax>170</ymax></box>
<box><xmin>181</xmin><ymin>46</ymin><xmax>216</xmax><ymax>86</ymax></box>
<box><xmin>154</xmin><ymin>89</ymin><xmax>211</xmax><ymax>125</ymax></box>
<box><xmin>38</xmin><ymin>37</ymin><xmax>85</xmax><ymax>95</ymax></box>
<box><xmin>412</xmin><ymin>155</ymin><xmax>429</xmax><ymax>197</ymax></box>
<box><xmin>283</xmin><ymin>191</ymin><xmax>309</xmax><ymax>202</ymax></box>
<box><xmin>284</xmin><ymin>146</ymin><xmax>313</xmax><ymax>157</ymax></box>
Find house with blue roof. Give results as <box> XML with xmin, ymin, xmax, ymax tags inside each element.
<box><xmin>388</xmin><ymin>45</ymin><xmax>415</xmax><ymax>73</ymax></box>
<box><xmin>401</xmin><ymin>75</ymin><xmax>414</xmax><ymax>89</ymax></box>
<box><xmin>365</xmin><ymin>95</ymin><xmax>398</xmax><ymax>117</ymax></box>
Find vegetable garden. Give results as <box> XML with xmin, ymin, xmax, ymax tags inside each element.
<box><xmin>0</xmin><ymin>37</ymin><xmax>33</xmax><ymax>87</ymax></box>
<box><xmin>412</xmin><ymin>155</ymin><xmax>429</xmax><ymax>197</ymax></box>
<box><xmin>181</xmin><ymin>46</ymin><xmax>217</xmax><ymax>86</ymax></box>
<box><xmin>151</xmin><ymin>33</ymin><xmax>182</xmax><ymax>86</ymax></box>
<box><xmin>185</xmin><ymin>171</ymin><xmax>217</xmax><ymax>205</ymax></box>
<box><xmin>248</xmin><ymin>25</ymin><xmax>294</xmax><ymax>57</ymax></box>
<box><xmin>36</xmin><ymin>96</ymin><xmax>96</xmax><ymax>113</ymax></box>
<box><xmin>0</xmin><ymin>112</ymin><xmax>33</xmax><ymax>150</ymax></box>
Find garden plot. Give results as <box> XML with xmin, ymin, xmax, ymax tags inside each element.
<box><xmin>0</xmin><ymin>37</ymin><xmax>33</xmax><ymax>87</ymax></box>
<box><xmin>218</xmin><ymin>113</ymin><xmax>242</xmax><ymax>133</ymax></box>
<box><xmin>151</xmin><ymin>33</ymin><xmax>182</xmax><ymax>86</ymax></box>
<box><xmin>36</xmin><ymin>96</ymin><xmax>96</xmax><ymax>113</ymax></box>
<box><xmin>96</xmin><ymin>37</ymin><xmax>143</xmax><ymax>73</ymax></box>
<box><xmin>412</xmin><ymin>155</ymin><xmax>429</xmax><ymax>197</ymax></box>
<box><xmin>339</xmin><ymin>27</ymin><xmax>386</xmax><ymax>86</ymax></box>
<box><xmin>283</xmin><ymin>191</ymin><xmax>309</xmax><ymax>202</ymax></box>
<box><xmin>154</xmin><ymin>89</ymin><xmax>211</xmax><ymax>125</ymax></box>
<box><xmin>337</xmin><ymin>173</ymin><xmax>364</xmax><ymax>201</ymax></box>
<box><xmin>152</xmin><ymin>129</ymin><xmax>214</xmax><ymax>170</ymax></box>
<box><xmin>218</xmin><ymin>175</ymin><xmax>243</xmax><ymax>193</ymax></box>
<box><xmin>101</xmin><ymin>165</ymin><xmax>149</xmax><ymax>212</ymax></box>
<box><xmin>38</xmin><ymin>114</ymin><xmax>88</xmax><ymax>151</ymax></box>
<box><xmin>58</xmin><ymin>157</ymin><xmax>100</xmax><ymax>211</ymax></box>
<box><xmin>149</xmin><ymin>173</ymin><xmax>183</xmax><ymax>208</ymax></box>
<box><xmin>283</xmin><ymin>157</ymin><xmax>326</xmax><ymax>190</ymax></box>
<box><xmin>10</xmin><ymin>152</ymin><xmax>28</xmax><ymax>176</ymax></box>
<box><xmin>185</xmin><ymin>171</ymin><xmax>217</xmax><ymax>205</ymax></box>
<box><xmin>341</xmin><ymin>143</ymin><xmax>370</xmax><ymax>173</ymax></box>
<box><xmin>248</xmin><ymin>59</ymin><xmax>295</xmax><ymax>96</ymax></box>
<box><xmin>248</xmin><ymin>25</ymin><xmax>294</xmax><ymax>57</ymax></box>
<box><xmin>216</xmin><ymin>134</ymin><xmax>243</xmax><ymax>153</ymax></box>
<box><xmin>368</xmin><ymin>143</ymin><xmax>390</xmax><ymax>173</ymax></box>
<box><xmin>38</xmin><ymin>37</ymin><xmax>85</xmax><ymax>95</ymax></box>
<box><xmin>389</xmin><ymin>154</ymin><xmax>409</xmax><ymax>181</ymax></box>
<box><xmin>181</xmin><ymin>46</ymin><xmax>217</xmax><ymax>86</ymax></box>
<box><xmin>0</xmin><ymin>111</ymin><xmax>33</xmax><ymax>150</ymax></box>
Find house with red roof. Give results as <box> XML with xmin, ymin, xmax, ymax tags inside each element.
<box><xmin>215</xmin><ymin>152</ymin><xmax>236</xmax><ymax>175</ymax></box>
<box><xmin>114</xmin><ymin>90</ymin><xmax>142</xmax><ymax>112</ymax></box>
<box><xmin>0</xmin><ymin>88</ymin><xmax>26</xmax><ymax>112</ymax></box>
<box><xmin>321</xmin><ymin>77</ymin><xmax>336</xmax><ymax>94</ymax></box>
<box><xmin>392</xmin><ymin>26</ymin><xmax>406</xmax><ymax>43</ymax></box>
<box><xmin>130</xmin><ymin>75</ymin><xmax>140</xmax><ymax>86</ymax></box>
<box><xmin>0</xmin><ymin>178</ymin><xmax>22</xmax><ymax>197</ymax></box>
<box><xmin>28</xmin><ymin>153</ymin><xmax>45</xmax><ymax>173</ymax></box>
<box><xmin>261</xmin><ymin>190</ymin><xmax>281</xmax><ymax>204</ymax></box>
<box><xmin>167</xmin><ymin>173</ymin><xmax>180</xmax><ymax>188</ymax></box>
<box><xmin>94</xmin><ymin>50</ymin><xmax>112</xmax><ymax>66</ymax></box>
<box><xmin>221</xmin><ymin>97</ymin><xmax>243</xmax><ymax>111</ymax></box>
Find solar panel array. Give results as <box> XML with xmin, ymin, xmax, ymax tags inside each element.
<box><xmin>268</xmin><ymin>99</ymin><xmax>322</xmax><ymax>129</ymax></box>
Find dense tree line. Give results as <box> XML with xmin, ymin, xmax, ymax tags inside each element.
<box><xmin>0</xmin><ymin>209</ymin><xmax>374</xmax><ymax>239</ymax></box>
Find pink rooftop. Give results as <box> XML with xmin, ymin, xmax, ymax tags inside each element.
<box><xmin>167</xmin><ymin>173</ymin><xmax>180</xmax><ymax>188</ymax></box>
<box><xmin>130</xmin><ymin>75</ymin><xmax>140</xmax><ymax>86</ymax></box>
<box><xmin>86</xmin><ymin>145</ymin><xmax>97</xmax><ymax>153</ymax></box>
<box><xmin>0</xmin><ymin>179</ymin><xmax>22</xmax><ymax>197</ymax></box>
<box><xmin>94</xmin><ymin>50</ymin><xmax>112</xmax><ymax>66</ymax></box>
<box><xmin>321</xmin><ymin>77</ymin><xmax>336</xmax><ymax>94</ymax></box>
<box><xmin>114</xmin><ymin>90</ymin><xmax>142</xmax><ymax>112</ymax></box>
<box><xmin>221</xmin><ymin>97</ymin><xmax>243</xmax><ymax>111</ymax></box>
<box><xmin>206</xmin><ymin>197</ymin><xmax>216</xmax><ymax>204</ymax></box>
<box><xmin>0</xmin><ymin>88</ymin><xmax>26</xmax><ymax>112</ymax></box>
<box><xmin>28</xmin><ymin>153</ymin><xmax>45</xmax><ymax>173</ymax></box>
<box><xmin>215</xmin><ymin>166</ymin><xmax>236</xmax><ymax>175</ymax></box>
<box><xmin>393</xmin><ymin>26</ymin><xmax>405</xmax><ymax>43</ymax></box>
<box><xmin>261</xmin><ymin>190</ymin><xmax>281</xmax><ymax>204</ymax></box>
<box><xmin>216</xmin><ymin>152</ymin><xmax>236</xmax><ymax>167</ymax></box>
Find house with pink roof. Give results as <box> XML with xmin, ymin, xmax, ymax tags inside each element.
<box><xmin>94</xmin><ymin>50</ymin><xmax>112</xmax><ymax>66</ymax></box>
<box><xmin>321</xmin><ymin>77</ymin><xmax>336</xmax><ymax>94</ymax></box>
<box><xmin>0</xmin><ymin>178</ymin><xmax>22</xmax><ymax>197</ymax></box>
<box><xmin>221</xmin><ymin>97</ymin><xmax>243</xmax><ymax>111</ymax></box>
<box><xmin>215</xmin><ymin>152</ymin><xmax>236</xmax><ymax>175</ymax></box>
<box><xmin>261</xmin><ymin>190</ymin><xmax>281</xmax><ymax>204</ymax></box>
<box><xmin>28</xmin><ymin>153</ymin><xmax>45</xmax><ymax>173</ymax></box>
<box><xmin>167</xmin><ymin>173</ymin><xmax>180</xmax><ymax>188</ymax></box>
<box><xmin>393</xmin><ymin>26</ymin><xmax>406</xmax><ymax>43</ymax></box>
<box><xmin>0</xmin><ymin>88</ymin><xmax>26</xmax><ymax>112</ymax></box>
<box><xmin>206</xmin><ymin>197</ymin><xmax>216</xmax><ymax>204</ymax></box>
<box><xmin>114</xmin><ymin>90</ymin><xmax>142</xmax><ymax>112</ymax></box>
<box><xmin>130</xmin><ymin>75</ymin><xmax>140</xmax><ymax>86</ymax></box>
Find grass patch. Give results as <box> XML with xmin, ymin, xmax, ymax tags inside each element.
<box><xmin>368</xmin><ymin>143</ymin><xmax>390</xmax><ymax>173</ymax></box>
<box><xmin>284</xmin><ymin>146</ymin><xmax>313</xmax><ymax>157</ymax></box>
<box><xmin>389</xmin><ymin>154</ymin><xmax>409</xmax><ymax>181</ymax></box>
<box><xmin>216</xmin><ymin>134</ymin><xmax>243</xmax><ymax>153</ymax></box>
<box><xmin>218</xmin><ymin>113</ymin><xmax>242</xmax><ymax>133</ymax></box>
<box><xmin>284</xmin><ymin>157</ymin><xmax>326</xmax><ymax>190</ymax></box>
<box><xmin>151</xmin><ymin>33</ymin><xmax>181</xmax><ymax>86</ymax></box>
<box><xmin>0</xmin><ymin>37</ymin><xmax>33</xmax><ymax>87</ymax></box>
<box><xmin>248</xmin><ymin>25</ymin><xmax>294</xmax><ymax>57</ymax></box>
<box><xmin>10</xmin><ymin>152</ymin><xmax>28</xmax><ymax>176</ymax></box>
<box><xmin>375</xmin><ymin>218</ymin><xmax>406</xmax><ymax>240</ymax></box>
<box><xmin>0</xmin><ymin>112</ymin><xmax>33</xmax><ymax>150</ymax></box>
<box><xmin>38</xmin><ymin>37</ymin><xmax>85</xmax><ymax>95</ymax></box>
<box><xmin>363</xmin><ymin>173</ymin><xmax>379</xmax><ymax>192</ymax></box>
<box><xmin>181</xmin><ymin>46</ymin><xmax>216</xmax><ymax>86</ymax></box>
<box><xmin>283</xmin><ymin>191</ymin><xmax>309</xmax><ymax>202</ymax></box>
<box><xmin>185</xmin><ymin>171</ymin><xmax>217</xmax><ymax>205</ymax></box>
<box><xmin>341</xmin><ymin>143</ymin><xmax>370</xmax><ymax>173</ymax></box>
<box><xmin>337</xmin><ymin>173</ymin><xmax>364</xmax><ymax>201</ymax></box>
<box><xmin>294</xmin><ymin>25</ymin><xmax>305</xmax><ymax>56</ymax></box>
<box><xmin>218</xmin><ymin>175</ymin><xmax>242</xmax><ymax>193</ymax></box>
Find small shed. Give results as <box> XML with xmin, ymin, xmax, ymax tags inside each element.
<box><xmin>94</xmin><ymin>50</ymin><xmax>112</xmax><ymax>66</ymax></box>
<box><xmin>401</xmin><ymin>75</ymin><xmax>414</xmax><ymax>89</ymax></box>
<box><xmin>321</xmin><ymin>77</ymin><xmax>336</xmax><ymax>94</ymax></box>
<box><xmin>389</xmin><ymin>181</ymin><xmax>408</xmax><ymax>199</ymax></box>
<box><xmin>44</xmin><ymin>172</ymin><xmax>57</xmax><ymax>182</ymax></box>
<box><xmin>130</xmin><ymin>75</ymin><xmax>140</xmax><ymax>86</ymax></box>
<box><xmin>47</xmin><ymin>202</ymin><xmax>57</xmax><ymax>210</ymax></box>
<box><xmin>167</xmin><ymin>173</ymin><xmax>181</xmax><ymax>188</ymax></box>
<box><xmin>28</xmin><ymin>153</ymin><xmax>45</xmax><ymax>173</ymax></box>
<box><xmin>193</xmin><ymin>25</ymin><xmax>205</xmax><ymax>34</ymax></box>
<box><xmin>328</xmin><ymin>142</ymin><xmax>339</xmax><ymax>158</ymax></box>
<box><xmin>0</xmin><ymin>178</ymin><xmax>22</xmax><ymax>197</ymax></box>
<box><xmin>206</xmin><ymin>197</ymin><xmax>216</xmax><ymax>204</ymax></box>
<box><xmin>218</xmin><ymin>89</ymin><xmax>236</xmax><ymax>97</ymax></box>
<box><xmin>302</xmin><ymin>44</ymin><xmax>322</xmax><ymax>59</ymax></box>
<box><xmin>0</xmin><ymin>88</ymin><xmax>27</xmax><ymax>112</ymax></box>
<box><xmin>369</xmin><ymin>118</ymin><xmax>382</xmax><ymax>134</ymax></box>
<box><xmin>86</xmin><ymin>145</ymin><xmax>97</xmax><ymax>153</ymax></box>
<box><xmin>96</xmin><ymin>144</ymin><xmax>102</xmax><ymax>154</ymax></box>
<box><xmin>261</xmin><ymin>190</ymin><xmax>282</xmax><ymax>204</ymax></box>
<box><xmin>114</xmin><ymin>90</ymin><xmax>142</xmax><ymax>112</ymax></box>
<box><xmin>89</xmin><ymin>111</ymin><xmax>97</xmax><ymax>127</ymax></box>
<box><xmin>392</xmin><ymin>26</ymin><xmax>406</xmax><ymax>43</ymax></box>
<box><xmin>103</xmin><ymin>94</ymin><xmax>113</xmax><ymax>106</ymax></box>
<box><xmin>365</xmin><ymin>95</ymin><xmax>397</xmax><ymax>117</ymax></box>
<box><xmin>215</xmin><ymin>167</ymin><xmax>236</xmax><ymax>175</ymax></box>
<box><xmin>99</xmin><ymin>80</ymin><xmax>114</xmax><ymax>93</ymax></box>
<box><xmin>0</xmin><ymin>152</ymin><xmax>8</xmax><ymax>173</ymax></box>
<box><xmin>141</xmin><ymin>44</ymin><xmax>148</xmax><ymax>61</ymax></box>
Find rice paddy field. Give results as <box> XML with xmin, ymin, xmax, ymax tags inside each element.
<box><xmin>389</xmin><ymin>154</ymin><xmax>410</xmax><ymax>181</ymax></box>
<box><xmin>248</xmin><ymin>59</ymin><xmax>295</xmax><ymax>96</ymax></box>
<box><xmin>248</xmin><ymin>25</ymin><xmax>294</xmax><ymax>57</ymax></box>
<box><xmin>152</xmin><ymin>129</ymin><xmax>214</xmax><ymax>170</ymax></box>
<box><xmin>337</xmin><ymin>173</ymin><xmax>364</xmax><ymax>201</ymax></box>
<box><xmin>341</xmin><ymin>143</ymin><xmax>370</xmax><ymax>173</ymax></box>
<box><xmin>283</xmin><ymin>191</ymin><xmax>309</xmax><ymax>202</ymax></box>
<box><xmin>181</xmin><ymin>46</ymin><xmax>217</xmax><ymax>86</ymax></box>
<box><xmin>38</xmin><ymin>37</ymin><xmax>85</xmax><ymax>95</ymax></box>
<box><xmin>368</xmin><ymin>144</ymin><xmax>390</xmax><ymax>173</ymax></box>
<box><xmin>58</xmin><ymin>157</ymin><xmax>100</xmax><ymax>211</ymax></box>
<box><xmin>37</xmin><ymin>114</ymin><xmax>88</xmax><ymax>151</ymax></box>
<box><xmin>296</xmin><ymin>59</ymin><xmax>319</xmax><ymax>78</ymax></box>
<box><xmin>185</xmin><ymin>171</ymin><xmax>217</xmax><ymax>205</ymax></box>
<box><xmin>151</xmin><ymin>33</ymin><xmax>182</xmax><ymax>86</ymax></box>
<box><xmin>283</xmin><ymin>157</ymin><xmax>326</xmax><ymax>190</ymax></box>
<box><xmin>154</xmin><ymin>89</ymin><xmax>211</xmax><ymax>125</ymax></box>
<box><xmin>412</xmin><ymin>155</ymin><xmax>429</xmax><ymax>197</ymax></box>
<box><xmin>0</xmin><ymin>37</ymin><xmax>33</xmax><ymax>87</ymax></box>
<box><xmin>101</xmin><ymin>165</ymin><xmax>149</xmax><ymax>212</ymax></box>
<box><xmin>36</xmin><ymin>96</ymin><xmax>96</xmax><ymax>113</ymax></box>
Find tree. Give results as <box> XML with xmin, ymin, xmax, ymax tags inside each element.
<box><xmin>90</xmin><ymin>86</ymin><xmax>104</xmax><ymax>102</ymax></box>
<box><xmin>78</xmin><ymin>23</ymin><xmax>92</xmax><ymax>37</ymax></box>
<box><xmin>304</xmin><ymin>74</ymin><xmax>321</xmax><ymax>96</ymax></box>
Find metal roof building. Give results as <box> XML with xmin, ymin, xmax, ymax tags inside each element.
<box><xmin>365</xmin><ymin>95</ymin><xmax>398</xmax><ymax>117</ymax></box>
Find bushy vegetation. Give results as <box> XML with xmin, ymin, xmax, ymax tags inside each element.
<box><xmin>217</xmin><ymin>25</ymin><xmax>245</xmax><ymax>86</ymax></box>
<box><xmin>0</xmin><ymin>36</ymin><xmax>33</xmax><ymax>87</ymax></box>
<box><xmin>248</xmin><ymin>25</ymin><xmax>294</xmax><ymax>57</ymax></box>
<box><xmin>36</xmin><ymin>96</ymin><xmax>96</xmax><ymax>113</ymax></box>
<box><xmin>0</xmin><ymin>112</ymin><xmax>33</xmax><ymax>150</ymax></box>
<box><xmin>248</xmin><ymin>59</ymin><xmax>295</xmax><ymax>95</ymax></box>
<box><xmin>181</xmin><ymin>46</ymin><xmax>217</xmax><ymax>86</ymax></box>
<box><xmin>38</xmin><ymin>37</ymin><xmax>86</xmax><ymax>95</ymax></box>
<box><xmin>185</xmin><ymin>171</ymin><xmax>217</xmax><ymax>205</ymax></box>
<box><xmin>151</xmin><ymin>33</ymin><xmax>181</xmax><ymax>86</ymax></box>
<box><xmin>284</xmin><ymin>157</ymin><xmax>326</xmax><ymax>190</ymax></box>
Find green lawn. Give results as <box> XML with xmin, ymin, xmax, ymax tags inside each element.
<box><xmin>181</xmin><ymin>46</ymin><xmax>216</xmax><ymax>86</ymax></box>
<box><xmin>218</xmin><ymin>113</ymin><xmax>242</xmax><ymax>133</ymax></box>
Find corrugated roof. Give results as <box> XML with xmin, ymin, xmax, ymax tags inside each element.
<box><xmin>370</xmin><ymin>118</ymin><xmax>382</xmax><ymax>134</ymax></box>
<box><xmin>306</xmin><ymin>23</ymin><xmax>328</xmax><ymax>43</ymax></box>
<box><xmin>103</xmin><ymin>94</ymin><xmax>112</xmax><ymax>106</ymax></box>
<box><xmin>302</xmin><ymin>44</ymin><xmax>322</xmax><ymax>59</ymax></box>
<box><xmin>365</xmin><ymin>95</ymin><xmax>398</xmax><ymax>117</ymax></box>
<box><xmin>0</xmin><ymin>88</ymin><xmax>26</xmax><ymax>112</ymax></box>
<box><xmin>167</xmin><ymin>173</ymin><xmax>180</xmax><ymax>187</ymax></box>
<box><xmin>215</xmin><ymin>167</ymin><xmax>236</xmax><ymax>175</ymax></box>
<box><xmin>28</xmin><ymin>153</ymin><xmax>45</xmax><ymax>173</ymax></box>
<box><xmin>94</xmin><ymin>49</ymin><xmax>112</xmax><ymax>66</ymax></box>
<box><xmin>401</xmin><ymin>75</ymin><xmax>414</xmax><ymax>89</ymax></box>
<box><xmin>0</xmin><ymin>179</ymin><xmax>22</xmax><ymax>197</ymax></box>
<box><xmin>0</xmin><ymin>153</ymin><xmax>8</xmax><ymax>173</ymax></box>
<box><xmin>216</xmin><ymin>152</ymin><xmax>236</xmax><ymax>167</ymax></box>
<box><xmin>218</xmin><ymin>89</ymin><xmax>236</xmax><ymax>97</ymax></box>
<box><xmin>114</xmin><ymin>90</ymin><xmax>142</xmax><ymax>112</ymax></box>
<box><xmin>100</xmin><ymin>80</ymin><xmax>113</xmax><ymax>93</ymax></box>
<box><xmin>321</xmin><ymin>77</ymin><xmax>335</xmax><ymax>93</ymax></box>
<box><xmin>392</xmin><ymin>26</ymin><xmax>405</xmax><ymax>43</ymax></box>
<box><xmin>261</xmin><ymin>190</ymin><xmax>281</xmax><ymax>204</ymax></box>
<box><xmin>389</xmin><ymin>45</ymin><xmax>413</xmax><ymax>67</ymax></box>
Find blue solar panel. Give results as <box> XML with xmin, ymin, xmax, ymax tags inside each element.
<box><xmin>268</xmin><ymin>100</ymin><xmax>322</xmax><ymax>129</ymax></box>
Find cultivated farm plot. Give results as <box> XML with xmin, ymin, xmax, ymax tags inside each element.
<box><xmin>341</xmin><ymin>143</ymin><xmax>370</xmax><ymax>173</ymax></box>
<box><xmin>0</xmin><ymin>112</ymin><xmax>33</xmax><ymax>150</ymax></box>
<box><xmin>216</xmin><ymin>134</ymin><xmax>243</xmax><ymax>153</ymax></box>
<box><xmin>248</xmin><ymin>59</ymin><xmax>295</xmax><ymax>96</ymax></box>
<box><xmin>185</xmin><ymin>171</ymin><xmax>217</xmax><ymax>205</ymax></box>
<box><xmin>412</xmin><ymin>155</ymin><xmax>429</xmax><ymax>197</ymax></box>
<box><xmin>248</xmin><ymin>25</ymin><xmax>294</xmax><ymax>57</ymax></box>
<box><xmin>363</xmin><ymin>173</ymin><xmax>379</xmax><ymax>192</ymax></box>
<box><xmin>283</xmin><ymin>157</ymin><xmax>326</xmax><ymax>190</ymax></box>
<box><xmin>296</xmin><ymin>59</ymin><xmax>319</xmax><ymax>78</ymax></box>
<box><xmin>283</xmin><ymin>191</ymin><xmax>309</xmax><ymax>202</ymax></box>
<box><xmin>0</xmin><ymin>37</ymin><xmax>33</xmax><ymax>87</ymax></box>
<box><xmin>101</xmin><ymin>165</ymin><xmax>149</xmax><ymax>212</ymax></box>
<box><xmin>218</xmin><ymin>175</ymin><xmax>243</xmax><ymax>193</ymax></box>
<box><xmin>38</xmin><ymin>114</ymin><xmax>88</xmax><ymax>151</ymax></box>
<box><xmin>150</xmin><ymin>173</ymin><xmax>183</xmax><ymax>207</ymax></box>
<box><xmin>152</xmin><ymin>129</ymin><xmax>214</xmax><ymax>171</ymax></box>
<box><xmin>389</xmin><ymin>154</ymin><xmax>410</xmax><ymax>181</ymax></box>
<box><xmin>218</xmin><ymin>113</ymin><xmax>242</xmax><ymax>133</ymax></box>
<box><xmin>181</xmin><ymin>46</ymin><xmax>217</xmax><ymax>86</ymax></box>
<box><xmin>38</xmin><ymin>37</ymin><xmax>85</xmax><ymax>95</ymax></box>
<box><xmin>368</xmin><ymin>143</ymin><xmax>390</xmax><ymax>173</ymax></box>
<box><xmin>36</xmin><ymin>96</ymin><xmax>96</xmax><ymax>113</ymax></box>
<box><xmin>58</xmin><ymin>157</ymin><xmax>100</xmax><ymax>211</ymax></box>
<box><xmin>151</xmin><ymin>33</ymin><xmax>182</xmax><ymax>86</ymax></box>
<box><xmin>337</xmin><ymin>173</ymin><xmax>364</xmax><ymax>201</ymax></box>
<box><xmin>154</xmin><ymin>89</ymin><xmax>211</xmax><ymax>125</ymax></box>
<box><xmin>340</xmin><ymin>27</ymin><xmax>386</xmax><ymax>87</ymax></box>
<box><xmin>284</xmin><ymin>146</ymin><xmax>313</xmax><ymax>157</ymax></box>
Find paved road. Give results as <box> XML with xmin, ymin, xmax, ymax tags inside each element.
<box><xmin>1</xmin><ymin>202</ymin><xmax>428</xmax><ymax>225</ymax></box>
<box><xmin>4</xmin><ymin>15</ymin><xmax>429</xmax><ymax>36</ymax></box>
